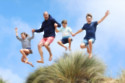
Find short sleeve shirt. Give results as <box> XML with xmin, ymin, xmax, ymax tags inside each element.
<box><xmin>82</xmin><ymin>21</ymin><xmax>98</xmax><ymax>39</ymax></box>
<box><xmin>58</xmin><ymin>27</ymin><xmax>72</xmax><ymax>37</ymax></box>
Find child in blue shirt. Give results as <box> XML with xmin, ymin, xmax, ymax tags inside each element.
<box><xmin>55</xmin><ymin>20</ymin><xmax>74</xmax><ymax>51</ymax></box>
<box><xmin>73</xmin><ymin>10</ymin><xmax>109</xmax><ymax>58</ymax></box>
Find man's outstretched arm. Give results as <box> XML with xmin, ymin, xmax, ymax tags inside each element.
<box><xmin>98</xmin><ymin>10</ymin><xmax>110</xmax><ymax>24</ymax></box>
<box><xmin>32</xmin><ymin>24</ymin><xmax>44</xmax><ymax>33</ymax></box>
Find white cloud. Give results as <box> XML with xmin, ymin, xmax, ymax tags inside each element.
<box><xmin>0</xmin><ymin>68</ymin><xmax>24</xmax><ymax>83</ymax></box>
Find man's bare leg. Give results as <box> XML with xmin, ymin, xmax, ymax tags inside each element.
<box><xmin>44</xmin><ymin>42</ymin><xmax>53</xmax><ymax>61</ymax></box>
<box><xmin>37</xmin><ymin>43</ymin><xmax>44</xmax><ymax>63</ymax></box>
<box><xmin>57</xmin><ymin>41</ymin><xmax>67</xmax><ymax>51</ymax></box>
<box><xmin>68</xmin><ymin>38</ymin><xmax>72</xmax><ymax>51</ymax></box>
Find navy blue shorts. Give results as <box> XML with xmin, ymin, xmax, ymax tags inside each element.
<box><xmin>26</xmin><ymin>48</ymin><xmax>33</xmax><ymax>54</ymax></box>
<box><xmin>61</xmin><ymin>37</ymin><xmax>72</xmax><ymax>44</ymax></box>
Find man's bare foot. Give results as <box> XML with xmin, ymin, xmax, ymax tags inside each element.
<box><xmin>64</xmin><ymin>47</ymin><xmax>67</xmax><ymax>51</ymax></box>
<box><xmin>88</xmin><ymin>53</ymin><xmax>92</xmax><ymax>59</ymax></box>
<box><xmin>49</xmin><ymin>55</ymin><xmax>53</xmax><ymax>61</ymax></box>
<box><xmin>37</xmin><ymin>58</ymin><xmax>44</xmax><ymax>63</ymax></box>
<box><xmin>37</xmin><ymin>60</ymin><xmax>44</xmax><ymax>63</ymax></box>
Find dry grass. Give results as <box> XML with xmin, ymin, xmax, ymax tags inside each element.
<box><xmin>26</xmin><ymin>51</ymin><xmax>106</xmax><ymax>83</ymax></box>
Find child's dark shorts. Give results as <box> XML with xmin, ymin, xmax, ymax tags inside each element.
<box><xmin>26</xmin><ymin>48</ymin><xmax>33</xmax><ymax>54</ymax></box>
<box><xmin>61</xmin><ymin>36</ymin><xmax>72</xmax><ymax>44</ymax></box>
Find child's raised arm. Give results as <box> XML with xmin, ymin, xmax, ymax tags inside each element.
<box><xmin>15</xmin><ymin>27</ymin><xmax>22</xmax><ymax>41</ymax></box>
<box><xmin>15</xmin><ymin>27</ymin><xmax>18</xmax><ymax>36</ymax></box>
<box><xmin>73</xmin><ymin>29</ymin><xmax>83</xmax><ymax>36</ymax></box>
<box><xmin>98</xmin><ymin>10</ymin><xmax>110</xmax><ymax>24</ymax></box>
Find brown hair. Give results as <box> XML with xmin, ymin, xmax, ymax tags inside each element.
<box><xmin>86</xmin><ymin>13</ymin><xmax>92</xmax><ymax>18</ymax></box>
<box><xmin>21</xmin><ymin>32</ymin><xmax>28</xmax><ymax>37</ymax></box>
<box><xmin>62</xmin><ymin>20</ymin><xmax>67</xmax><ymax>24</ymax></box>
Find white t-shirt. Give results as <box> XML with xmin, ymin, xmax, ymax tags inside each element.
<box><xmin>58</xmin><ymin>27</ymin><xmax>72</xmax><ymax>37</ymax></box>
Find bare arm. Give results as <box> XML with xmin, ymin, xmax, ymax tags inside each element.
<box><xmin>73</xmin><ymin>29</ymin><xmax>83</xmax><ymax>36</ymax></box>
<box><xmin>15</xmin><ymin>28</ymin><xmax>22</xmax><ymax>41</ymax></box>
<box><xmin>15</xmin><ymin>27</ymin><xmax>18</xmax><ymax>36</ymax></box>
<box><xmin>98</xmin><ymin>10</ymin><xmax>110</xmax><ymax>24</ymax></box>
<box><xmin>55</xmin><ymin>28</ymin><xmax>59</xmax><ymax>33</ymax></box>
<box><xmin>52</xmin><ymin>18</ymin><xmax>61</xmax><ymax>27</ymax></box>
<box><xmin>54</xmin><ymin>23</ymin><xmax>60</xmax><ymax>33</ymax></box>
<box><xmin>70</xmin><ymin>32</ymin><xmax>74</xmax><ymax>36</ymax></box>
<box><xmin>28</xmin><ymin>30</ymin><xmax>34</xmax><ymax>40</ymax></box>
<box><xmin>34</xmin><ymin>24</ymin><xmax>44</xmax><ymax>33</ymax></box>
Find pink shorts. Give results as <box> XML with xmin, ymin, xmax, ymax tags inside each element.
<box><xmin>40</xmin><ymin>37</ymin><xmax>55</xmax><ymax>45</ymax></box>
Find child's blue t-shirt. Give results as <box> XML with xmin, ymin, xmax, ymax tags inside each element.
<box><xmin>82</xmin><ymin>21</ymin><xmax>98</xmax><ymax>39</ymax></box>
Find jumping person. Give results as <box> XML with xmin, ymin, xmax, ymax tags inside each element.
<box><xmin>32</xmin><ymin>11</ymin><xmax>61</xmax><ymax>63</ymax></box>
<box><xmin>15</xmin><ymin>28</ymin><xmax>34</xmax><ymax>67</ymax></box>
<box><xmin>55</xmin><ymin>20</ymin><xmax>74</xmax><ymax>51</ymax></box>
<box><xmin>73</xmin><ymin>10</ymin><xmax>110</xmax><ymax>58</ymax></box>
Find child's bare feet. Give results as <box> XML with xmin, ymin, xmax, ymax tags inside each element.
<box><xmin>29</xmin><ymin>62</ymin><xmax>34</xmax><ymax>67</ymax></box>
<box><xmin>37</xmin><ymin>58</ymin><xmax>44</xmax><ymax>63</ymax></box>
<box><xmin>25</xmin><ymin>58</ymin><xmax>28</xmax><ymax>63</ymax></box>
<box><xmin>65</xmin><ymin>47</ymin><xmax>67</xmax><ymax>51</ymax></box>
<box><xmin>26</xmin><ymin>62</ymin><xmax>34</xmax><ymax>67</ymax></box>
<box><xmin>88</xmin><ymin>53</ymin><xmax>92</xmax><ymax>59</ymax></box>
<box><xmin>69</xmin><ymin>47</ymin><xmax>71</xmax><ymax>51</ymax></box>
<box><xmin>49</xmin><ymin>55</ymin><xmax>53</xmax><ymax>61</ymax></box>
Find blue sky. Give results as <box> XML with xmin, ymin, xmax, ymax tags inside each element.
<box><xmin>0</xmin><ymin>0</ymin><xmax>125</xmax><ymax>83</ymax></box>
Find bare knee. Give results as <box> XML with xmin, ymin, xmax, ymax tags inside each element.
<box><xmin>68</xmin><ymin>38</ymin><xmax>72</xmax><ymax>41</ymax></box>
<box><xmin>44</xmin><ymin>43</ymin><xmax>49</xmax><ymax>47</ymax></box>
<box><xmin>80</xmin><ymin>44</ymin><xmax>86</xmax><ymax>49</ymax></box>
<box><xmin>57</xmin><ymin>41</ymin><xmax>61</xmax><ymax>44</ymax></box>
<box><xmin>88</xmin><ymin>40</ymin><xmax>92</xmax><ymax>44</ymax></box>
<box><xmin>20</xmin><ymin>49</ymin><xmax>24</xmax><ymax>53</ymax></box>
<box><xmin>38</xmin><ymin>43</ymin><xmax>42</xmax><ymax>49</ymax></box>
